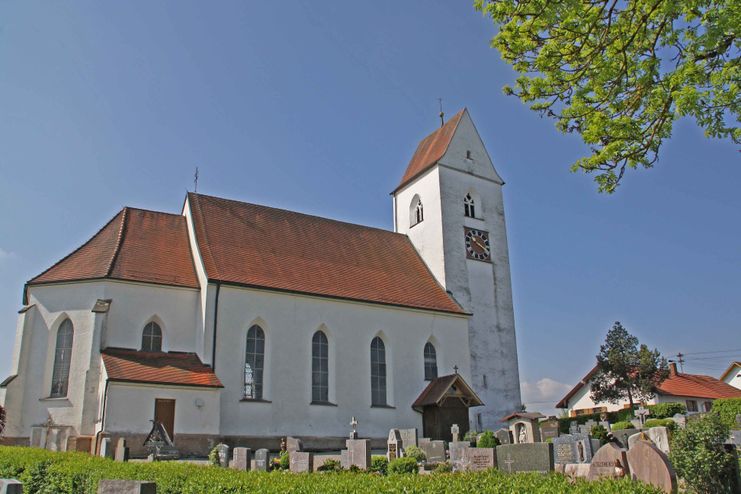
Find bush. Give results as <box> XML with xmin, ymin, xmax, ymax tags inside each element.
<box><xmin>670</xmin><ymin>413</ymin><xmax>738</xmax><ymax>494</ymax></box>
<box><xmin>591</xmin><ymin>424</ymin><xmax>609</xmax><ymax>444</ymax></box>
<box><xmin>370</xmin><ymin>456</ymin><xmax>388</xmax><ymax>475</ymax></box>
<box><xmin>476</xmin><ymin>430</ymin><xmax>499</xmax><ymax>448</ymax></box>
<box><xmin>387</xmin><ymin>457</ymin><xmax>418</xmax><ymax>475</ymax></box>
<box><xmin>207</xmin><ymin>446</ymin><xmax>221</xmax><ymax>467</ymax></box>
<box><xmin>610</xmin><ymin>421</ymin><xmax>635</xmax><ymax>431</ymax></box>
<box><xmin>647</xmin><ymin>402</ymin><xmax>686</xmax><ymax>419</ymax></box>
<box><xmin>317</xmin><ymin>458</ymin><xmax>341</xmax><ymax>472</ymax></box>
<box><xmin>644</xmin><ymin>418</ymin><xmax>677</xmax><ymax>432</ymax></box>
<box><xmin>402</xmin><ymin>446</ymin><xmax>426</xmax><ymax>463</ymax></box>
<box><xmin>463</xmin><ymin>430</ymin><xmax>478</xmax><ymax>443</ymax></box>
<box><xmin>433</xmin><ymin>461</ymin><xmax>453</xmax><ymax>473</ymax></box>
<box><xmin>558</xmin><ymin>409</ymin><xmax>635</xmax><ymax>434</ymax></box>
<box><xmin>277</xmin><ymin>451</ymin><xmax>289</xmax><ymax>470</ymax></box>
<box><xmin>712</xmin><ymin>398</ymin><xmax>741</xmax><ymax>429</ymax></box>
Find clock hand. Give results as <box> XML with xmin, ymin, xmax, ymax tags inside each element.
<box><xmin>472</xmin><ymin>237</ymin><xmax>487</xmax><ymax>250</ymax></box>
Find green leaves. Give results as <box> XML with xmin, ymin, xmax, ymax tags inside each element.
<box><xmin>475</xmin><ymin>0</ymin><xmax>740</xmax><ymax>192</ymax></box>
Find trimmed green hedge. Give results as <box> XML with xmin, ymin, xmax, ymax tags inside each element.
<box><xmin>647</xmin><ymin>402</ymin><xmax>686</xmax><ymax>419</ymax></box>
<box><xmin>558</xmin><ymin>409</ymin><xmax>634</xmax><ymax>434</ymax></box>
<box><xmin>0</xmin><ymin>446</ymin><xmax>665</xmax><ymax>493</ymax></box>
<box><xmin>713</xmin><ymin>398</ymin><xmax>741</xmax><ymax>429</ymax></box>
<box><xmin>644</xmin><ymin>418</ymin><xmax>677</xmax><ymax>431</ymax></box>
<box><xmin>610</xmin><ymin>421</ymin><xmax>635</xmax><ymax>431</ymax></box>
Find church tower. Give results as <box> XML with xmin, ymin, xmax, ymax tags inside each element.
<box><xmin>392</xmin><ymin>108</ymin><xmax>522</xmax><ymax>430</ymax></box>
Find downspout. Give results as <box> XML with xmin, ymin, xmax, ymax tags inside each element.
<box><xmin>94</xmin><ymin>379</ymin><xmax>110</xmax><ymax>455</ymax></box>
<box><xmin>211</xmin><ymin>282</ymin><xmax>221</xmax><ymax>371</ymax></box>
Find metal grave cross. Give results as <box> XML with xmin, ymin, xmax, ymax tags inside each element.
<box><xmin>350</xmin><ymin>416</ymin><xmax>358</xmax><ymax>439</ymax></box>
<box><xmin>636</xmin><ymin>406</ymin><xmax>650</xmax><ymax>427</ymax></box>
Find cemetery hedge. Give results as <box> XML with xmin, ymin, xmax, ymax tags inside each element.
<box><xmin>557</xmin><ymin>409</ymin><xmax>634</xmax><ymax>433</ymax></box>
<box><xmin>646</xmin><ymin>402</ymin><xmax>686</xmax><ymax>419</ymax></box>
<box><xmin>0</xmin><ymin>446</ymin><xmax>667</xmax><ymax>494</ymax></box>
<box><xmin>712</xmin><ymin>398</ymin><xmax>741</xmax><ymax>429</ymax></box>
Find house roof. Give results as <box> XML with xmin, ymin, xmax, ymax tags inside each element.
<box><xmin>412</xmin><ymin>373</ymin><xmax>483</xmax><ymax>411</ymax></box>
<box><xmin>27</xmin><ymin>208</ymin><xmax>199</xmax><ymax>292</ymax></box>
<box><xmin>720</xmin><ymin>361</ymin><xmax>741</xmax><ymax>382</ymax></box>
<box><xmin>393</xmin><ymin>109</ymin><xmax>465</xmax><ymax>193</ymax></box>
<box><xmin>187</xmin><ymin>192</ymin><xmax>465</xmax><ymax>315</ymax></box>
<box><xmin>101</xmin><ymin>347</ymin><xmax>223</xmax><ymax>388</ymax></box>
<box><xmin>556</xmin><ymin>364</ymin><xmax>741</xmax><ymax>409</ymax></box>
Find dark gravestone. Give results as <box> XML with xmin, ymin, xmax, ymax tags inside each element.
<box><xmin>464</xmin><ymin>447</ymin><xmax>496</xmax><ymax>471</ymax></box>
<box><xmin>286</xmin><ymin>437</ymin><xmax>303</xmax><ymax>453</ymax></box>
<box><xmin>98</xmin><ymin>480</ymin><xmax>156</xmax><ymax>494</ymax></box>
<box><xmin>539</xmin><ymin>419</ymin><xmax>559</xmax><ymax>441</ymax></box>
<box><xmin>552</xmin><ymin>433</ymin><xmax>593</xmax><ymax>464</ymax></box>
<box><xmin>495</xmin><ymin>428</ymin><xmax>512</xmax><ymax>445</ymax></box>
<box><xmin>114</xmin><ymin>438</ymin><xmax>129</xmax><ymax>462</ymax></box>
<box><xmin>587</xmin><ymin>443</ymin><xmax>629</xmax><ymax>481</ymax></box>
<box><xmin>254</xmin><ymin>448</ymin><xmax>270</xmax><ymax>472</ymax></box>
<box><xmin>289</xmin><ymin>452</ymin><xmax>313</xmax><ymax>473</ymax></box>
<box><xmin>387</xmin><ymin>429</ymin><xmax>402</xmax><ymax>461</ymax></box>
<box><xmin>627</xmin><ymin>440</ymin><xmax>678</xmax><ymax>494</ymax></box>
<box><xmin>399</xmin><ymin>428</ymin><xmax>418</xmax><ymax>448</ymax></box>
<box><xmin>496</xmin><ymin>443</ymin><xmax>554</xmax><ymax>473</ymax></box>
<box><xmin>0</xmin><ymin>479</ymin><xmax>23</xmax><ymax>494</ymax></box>
<box><xmin>231</xmin><ymin>447</ymin><xmax>251</xmax><ymax>471</ymax></box>
<box><xmin>421</xmin><ymin>440</ymin><xmax>445</xmax><ymax>464</ymax></box>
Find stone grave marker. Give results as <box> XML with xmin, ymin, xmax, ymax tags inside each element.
<box><xmin>421</xmin><ymin>440</ymin><xmax>445</xmax><ymax>464</ymax></box>
<box><xmin>216</xmin><ymin>443</ymin><xmax>230</xmax><ymax>467</ymax></box>
<box><xmin>563</xmin><ymin>463</ymin><xmax>590</xmax><ymax>479</ymax></box>
<box><xmin>552</xmin><ymin>433</ymin><xmax>593</xmax><ymax>464</ymax></box>
<box><xmin>387</xmin><ymin>429</ymin><xmax>402</xmax><ymax>461</ymax></box>
<box><xmin>448</xmin><ymin>441</ymin><xmax>470</xmax><ymax>470</ymax></box>
<box><xmin>254</xmin><ymin>448</ymin><xmax>270</xmax><ymax>472</ymax></box>
<box><xmin>627</xmin><ymin>440</ymin><xmax>677</xmax><ymax>494</ymax></box>
<box><xmin>587</xmin><ymin>443</ymin><xmax>629</xmax><ymax>480</ymax></box>
<box><xmin>671</xmin><ymin>414</ymin><xmax>686</xmax><ymax>429</ymax></box>
<box><xmin>616</xmin><ymin>429</ymin><xmax>642</xmax><ymax>449</ymax></box>
<box><xmin>451</xmin><ymin>424</ymin><xmax>460</xmax><ymax>442</ymax></box>
<box><xmin>581</xmin><ymin>419</ymin><xmax>597</xmax><ymax>435</ymax></box>
<box><xmin>494</xmin><ymin>428</ymin><xmax>511</xmax><ymax>445</ymax></box>
<box><xmin>97</xmin><ymin>480</ymin><xmax>156</xmax><ymax>494</ymax></box>
<box><xmin>286</xmin><ymin>437</ymin><xmax>303</xmax><ymax>453</ymax></box>
<box><xmin>496</xmin><ymin>443</ymin><xmax>554</xmax><ymax>473</ymax></box>
<box><xmin>646</xmin><ymin>427</ymin><xmax>670</xmax><ymax>454</ymax></box>
<box><xmin>539</xmin><ymin>419</ymin><xmax>559</xmax><ymax>441</ymax></box>
<box><xmin>0</xmin><ymin>479</ymin><xmax>23</xmax><ymax>494</ymax></box>
<box><xmin>100</xmin><ymin>437</ymin><xmax>113</xmax><ymax>459</ymax></box>
<box><xmin>569</xmin><ymin>421</ymin><xmax>579</xmax><ymax>435</ymax></box>
<box><xmin>345</xmin><ymin>439</ymin><xmax>371</xmax><ymax>470</ymax></box>
<box><xmin>635</xmin><ymin>405</ymin><xmax>651</xmax><ymax>428</ymax></box>
<box><xmin>232</xmin><ymin>447</ymin><xmax>251</xmax><ymax>471</ymax></box>
<box><xmin>114</xmin><ymin>438</ymin><xmax>129</xmax><ymax>462</ymax></box>
<box><xmin>464</xmin><ymin>447</ymin><xmax>495</xmax><ymax>471</ymax></box>
<box><xmin>418</xmin><ymin>437</ymin><xmax>430</xmax><ymax>448</ymax></box>
<box><xmin>399</xmin><ymin>428</ymin><xmax>418</xmax><ymax>448</ymax></box>
<box><xmin>289</xmin><ymin>452</ymin><xmax>313</xmax><ymax>473</ymax></box>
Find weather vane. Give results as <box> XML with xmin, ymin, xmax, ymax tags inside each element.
<box><xmin>194</xmin><ymin>166</ymin><xmax>199</xmax><ymax>193</ymax></box>
<box><xmin>438</xmin><ymin>98</ymin><xmax>445</xmax><ymax>127</ymax></box>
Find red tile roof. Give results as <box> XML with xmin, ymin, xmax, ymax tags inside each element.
<box><xmin>393</xmin><ymin>109</ymin><xmax>465</xmax><ymax>193</ymax></box>
<box><xmin>188</xmin><ymin>193</ymin><xmax>464</xmax><ymax>314</ymax></box>
<box><xmin>101</xmin><ymin>348</ymin><xmax>223</xmax><ymax>388</ymax></box>
<box><xmin>28</xmin><ymin>208</ymin><xmax>199</xmax><ymax>290</ymax></box>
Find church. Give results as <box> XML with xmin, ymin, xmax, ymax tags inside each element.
<box><xmin>0</xmin><ymin>109</ymin><xmax>522</xmax><ymax>456</ymax></box>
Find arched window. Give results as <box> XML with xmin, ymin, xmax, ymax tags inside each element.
<box><xmin>312</xmin><ymin>331</ymin><xmax>329</xmax><ymax>403</ymax></box>
<box><xmin>424</xmin><ymin>342</ymin><xmax>438</xmax><ymax>381</ymax></box>
<box><xmin>370</xmin><ymin>337</ymin><xmax>387</xmax><ymax>406</ymax></box>
<box><xmin>410</xmin><ymin>195</ymin><xmax>424</xmax><ymax>227</ymax></box>
<box><xmin>464</xmin><ymin>193</ymin><xmax>476</xmax><ymax>218</ymax></box>
<box><xmin>244</xmin><ymin>325</ymin><xmax>265</xmax><ymax>400</ymax></box>
<box><xmin>50</xmin><ymin>319</ymin><xmax>74</xmax><ymax>397</ymax></box>
<box><xmin>141</xmin><ymin>321</ymin><xmax>162</xmax><ymax>352</ymax></box>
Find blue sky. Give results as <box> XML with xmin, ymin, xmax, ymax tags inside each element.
<box><xmin>1</xmin><ymin>2</ymin><xmax>739</xmax><ymax>415</ymax></box>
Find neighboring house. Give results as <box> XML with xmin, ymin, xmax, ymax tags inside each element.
<box><xmin>720</xmin><ymin>361</ymin><xmax>741</xmax><ymax>390</ymax></box>
<box><xmin>556</xmin><ymin>362</ymin><xmax>741</xmax><ymax>417</ymax></box>
<box><xmin>0</xmin><ymin>109</ymin><xmax>522</xmax><ymax>455</ymax></box>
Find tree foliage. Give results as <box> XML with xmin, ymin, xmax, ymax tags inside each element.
<box><xmin>475</xmin><ymin>0</ymin><xmax>740</xmax><ymax>192</ymax></box>
<box><xmin>590</xmin><ymin>321</ymin><xmax>669</xmax><ymax>409</ymax></box>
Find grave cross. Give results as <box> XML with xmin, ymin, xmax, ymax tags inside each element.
<box><xmin>635</xmin><ymin>406</ymin><xmax>650</xmax><ymax>427</ymax></box>
<box><xmin>503</xmin><ymin>453</ymin><xmax>515</xmax><ymax>473</ymax></box>
<box><xmin>350</xmin><ymin>416</ymin><xmax>358</xmax><ymax>439</ymax></box>
<box><xmin>451</xmin><ymin>424</ymin><xmax>460</xmax><ymax>442</ymax></box>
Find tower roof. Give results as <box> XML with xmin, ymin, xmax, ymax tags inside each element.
<box><xmin>393</xmin><ymin>108</ymin><xmax>466</xmax><ymax>193</ymax></box>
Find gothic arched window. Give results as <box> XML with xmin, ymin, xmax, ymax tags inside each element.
<box><xmin>312</xmin><ymin>331</ymin><xmax>329</xmax><ymax>403</ymax></box>
<box><xmin>244</xmin><ymin>325</ymin><xmax>265</xmax><ymax>400</ymax></box>
<box><xmin>370</xmin><ymin>337</ymin><xmax>387</xmax><ymax>406</ymax></box>
<box><xmin>141</xmin><ymin>321</ymin><xmax>163</xmax><ymax>352</ymax></box>
<box><xmin>464</xmin><ymin>193</ymin><xmax>476</xmax><ymax>218</ymax></box>
<box><xmin>410</xmin><ymin>195</ymin><xmax>424</xmax><ymax>227</ymax></box>
<box><xmin>50</xmin><ymin>318</ymin><xmax>74</xmax><ymax>398</ymax></box>
<box><xmin>424</xmin><ymin>342</ymin><xmax>438</xmax><ymax>380</ymax></box>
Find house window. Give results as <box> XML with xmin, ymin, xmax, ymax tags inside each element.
<box><xmin>464</xmin><ymin>193</ymin><xmax>475</xmax><ymax>218</ymax></box>
<box><xmin>686</xmin><ymin>399</ymin><xmax>698</xmax><ymax>412</ymax></box>
<box><xmin>141</xmin><ymin>322</ymin><xmax>162</xmax><ymax>352</ymax></box>
<box><xmin>50</xmin><ymin>319</ymin><xmax>74</xmax><ymax>398</ymax></box>
<box><xmin>423</xmin><ymin>342</ymin><xmax>437</xmax><ymax>381</ymax></box>
<box><xmin>703</xmin><ymin>401</ymin><xmax>713</xmax><ymax>412</ymax></box>
<box><xmin>312</xmin><ymin>331</ymin><xmax>329</xmax><ymax>403</ymax></box>
<box><xmin>370</xmin><ymin>337</ymin><xmax>387</xmax><ymax>406</ymax></box>
<box><xmin>410</xmin><ymin>196</ymin><xmax>423</xmax><ymax>227</ymax></box>
<box><xmin>244</xmin><ymin>325</ymin><xmax>265</xmax><ymax>400</ymax></box>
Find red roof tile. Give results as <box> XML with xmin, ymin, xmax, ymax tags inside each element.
<box><xmin>188</xmin><ymin>193</ymin><xmax>464</xmax><ymax>314</ymax></box>
<box><xmin>28</xmin><ymin>208</ymin><xmax>199</xmax><ymax>290</ymax></box>
<box><xmin>102</xmin><ymin>348</ymin><xmax>223</xmax><ymax>388</ymax></box>
<box><xmin>393</xmin><ymin>109</ymin><xmax>465</xmax><ymax>193</ymax></box>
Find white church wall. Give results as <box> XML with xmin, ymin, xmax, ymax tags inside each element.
<box><xmin>213</xmin><ymin>285</ymin><xmax>471</xmax><ymax>439</ymax></box>
<box><xmin>104</xmin><ymin>382</ymin><xmax>220</xmax><ymax>435</ymax></box>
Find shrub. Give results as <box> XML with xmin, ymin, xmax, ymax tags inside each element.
<box><xmin>591</xmin><ymin>424</ymin><xmax>609</xmax><ymax>444</ymax></box>
<box><xmin>0</xmin><ymin>405</ymin><xmax>5</xmax><ymax>435</ymax></box>
<box><xmin>387</xmin><ymin>457</ymin><xmax>418</xmax><ymax>475</ymax></box>
<box><xmin>207</xmin><ymin>446</ymin><xmax>221</xmax><ymax>466</ymax></box>
<box><xmin>402</xmin><ymin>446</ymin><xmax>426</xmax><ymax>463</ymax></box>
<box><xmin>610</xmin><ymin>421</ymin><xmax>635</xmax><ymax>431</ymax></box>
<box><xmin>644</xmin><ymin>418</ymin><xmax>677</xmax><ymax>432</ymax></box>
<box><xmin>433</xmin><ymin>461</ymin><xmax>453</xmax><ymax>473</ymax></box>
<box><xmin>370</xmin><ymin>456</ymin><xmax>388</xmax><ymax>475</ymax></box>
<box><xmin>317</xmin><ymin>458</ymin><xmax>341</xmax><ymax>472</ymax></box>
<box><xmin>670</xmin><ymin>413</ymin><xmax>738</xmax><ymax>494</ymax></box>
<box><xmin>647</xmin><ymin>402</ymin><xmax>686</xmax><ymax>419</ymax></box>
<box><xmin>558</xmin><ymin>408</ymin><xmax>635</xmax><ymax>434</ymax></box>
<box><xmin>463</xmin><ymin>430</ymin><xmax>478</xmax><ymax>443</ymax></box>
<box><xmin>476</xmin><ymin>430</ymin><xmax>499</xmax><ymax>448</ymax></box>
<box><xmin>712</xmin><ymin>398</ymin><xmax>741</xmax><ymax>429</ymax></box>
<box><xmin>277</xmin><ymin>451</ymin><xmax>289</xmax><ymax>470</ymax></box>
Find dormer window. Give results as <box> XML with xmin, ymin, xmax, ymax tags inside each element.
<box><xmin>464</xmin><ymin>193</ymin><xmax>475</xmax><ymax>218</ymax></box>
<box><xmin>410</xmin><ymin>195</ymin><xmax>424</xmax><ymax>227</ymax></box>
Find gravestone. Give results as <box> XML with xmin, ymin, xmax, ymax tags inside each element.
<box><xmin>114</xmin><ymin>438</ymin><xmax>129</xmax><ymax>462</ymax></box>
<box><xmin>399</xmin><ymin>428</ymin><xmax>418</xmax><ymax>448</ymax></box>
<box><xmin>100</xmin><ymin>437</ymin><xmax>113</xmax><ymax>459</ymax></box>
<box><xmin>552</xmin><ymin>433</ymin><xmax>593</xmax><ymax>464</ymax></box>
<box><xmin>539</xmin><ymin>419</ymin><xmax>559</xmax><ymax>441</ymax></box>
<box><xmin>418</xmin><ymin>437</ymin><xmax>430</xmax><ymax>448</ymax></box>
<box><xmin>627</xmin><ymin>440</ymin><xmax>677</xmax><ymax>494</ymax></box>
<box><xmin>289</xmin><ymin>452</ymin><xmax>313</xmax><ymax>473</ymax></box>
<box><xmin>232</xmin><ymin>447</ymin><xmax>251</xmax><ymax>471</ymax></box>
<box><xmin>344</xmin><ymin>439</ymin><xmax>371</xmax><ymax>470</ymax></box>
<box><xmin>30</xmin><ymin>427</ymin><xmax>43</xmax><ymax>448</ymax></box>
<box><xmin>451</xmin><ymin>424</ymin><xmax>460</xmax><ymax>442</ymax></box>
<box><xmin>387</xmin><ymin>429</ymin><xmax>402</xmax><ymax>461</ymax></box>
<box><xmin>587</xmin><ymin>443</ymin><xmax>629</xmax><ymax>480</ymax></box>
<box><xmin>143</xmin><ymin>421</ymin><xmax>178</xmax><ymax>460</ymax></box>
<box><xmin>563</xmin><ymin>463</ymin><xmax>590</xmax><ymax>479</ymax></box>
<box><xmin>216</xmin><ymin>443</ymin><xmax>230</xmax><ymax>467</ymax></box>
<box><xmin>286</xmin><ymin>437</ymin><xmax>303</xmax><ymax>453</ymax></box>
<box><xmin>464</xmin><ymin>447</ymin><xmax>496</xmax><ymax>471</ymax></box>
<box><xmin>569</xmin><ymin>421</ymin><xmax>579</xmax><ymax>435</ymax></box>
<box><xmin>496</xmin><ymin>443</ymin><xmax>554</xmax><ymax>473</ymax></box>
<box><xmin>671</xmin><ymin>414</ymin><xmax>686</xmax><ymax>429</ymax></box>
<box><xmin>581</xmin><ymin>419</ymin><xmax>597</xmax><ymax>435</ymax></box>
<box><xmin>0</xmin><ymin>479</ymin><xmax>23</xmax><ymax>494</ymax></box>
<box><xmin>495</xmin><ymin>428</ymin><xmax>511</xmax><ymax>445</ymax></box>
<box><xmin>635</xmin><ymin>406</ymin><xmax>651</xmax><ymax>428</ymax></box>
<box><xmin>646</xmin><ymin>427</ymin><xmax>670</xmax><ymax>454</ymax></box>
<box><xmin>599</xmin><ymin>420</ymin><xmax>611</xmax><ymax>431</ymax></box>
<box><xmin>448</xmin><ymin>441</ymin><xmax>470</xmax><ymax>470</ymax></box>
<box><xmin>421</xmin><ymin>440</ymin><xmax>445</xmax><ymax>464</ymax></box>
<box><xmin>616</xmin><ymin>429</ymin><xmax>642</xmax><ymax>449</ymax></box>
<box><xmin>97</xmin><ymin>480</ymin><xmax>156</xmax><ymax>494</ymax></box>
<box><xmin>254</xmin><ymin>448</ymin><xmax>270</xmax><ymax>472</ymax></box>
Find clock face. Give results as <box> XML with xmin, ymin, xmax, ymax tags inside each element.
<box><xmin>465</xmin><ymin>228</ymin><xmax>491</xmax><ymax>261</ymax></box>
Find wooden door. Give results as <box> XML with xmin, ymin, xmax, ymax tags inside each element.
<box><xmin>154</xmin><ymin>399</ymin><xmax>176</xmax><ymax>440</ymax></box>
